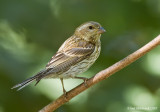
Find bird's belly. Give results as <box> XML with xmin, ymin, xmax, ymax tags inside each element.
<box><xmin>60</xmin><ymin>59</ymin><xmax>93</xmax><ymax>78</ymax></box>
<box><xmin>58</xmin><ymin>46</ymin><xmax>101</xmax><ymax>78</ymax></box>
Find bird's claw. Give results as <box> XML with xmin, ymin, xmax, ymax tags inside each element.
<box><xmin>83</xmin><ymin>78</ymin><xmax>88</xmax><ymax>87</ymax></box>
<box><xmin>63</xmin><ymin>90</ymin><xmax>68</xmax><ymax>101</ymax></box>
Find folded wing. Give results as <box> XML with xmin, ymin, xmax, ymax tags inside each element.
<box><xmin>45</xmin><ymin>43</ymin><xmax>95</xmax><ymax>75</ymax></box>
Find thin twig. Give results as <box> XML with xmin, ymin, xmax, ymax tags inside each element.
<box><xmin>39</xmin><ymin>34</ymin><xmax>160</xmax><ymax>112</ymax></box>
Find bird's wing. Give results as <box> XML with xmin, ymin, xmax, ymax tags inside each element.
<box><xmin>45</xmin><ymin>45</ymin><xmax>95</xmax><ymax>75</ymax></box>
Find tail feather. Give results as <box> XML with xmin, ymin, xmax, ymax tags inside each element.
<box><xmin>11</xmin><ymin>76</ymin><xmax>37</xmax><ymax>91</ymax></box>
<box><xmin>11</xmin><ymin>69</ymin><xmax>47</xmax><ymax>91</ymax></box>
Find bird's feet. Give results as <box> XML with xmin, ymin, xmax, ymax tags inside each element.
<box><xmin>63</xmin><ymin>89</ymin><xmax>68</xmax><ymax>101</ymax></box>
<box><xmin>83</xmin><ymin>78</ymin><xmax>89</xmax><ymax>87</ymax></box>
<box><xmin>73</xmin><ymin>76</ymin><xmax>89</xmax><ymax>87</ymax></box>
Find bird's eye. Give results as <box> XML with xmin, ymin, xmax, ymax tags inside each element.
<box><xmin>89</xmin><ymin>26</ymin><xmax>93</xmax><ymax>30</ymax></box>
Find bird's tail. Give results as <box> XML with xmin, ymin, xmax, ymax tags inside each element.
<box><xmin>11</xmin><ymin>69</ymin><xmax>46</xmax><ymax>91</ymax></box>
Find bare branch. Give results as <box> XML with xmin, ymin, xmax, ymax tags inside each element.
<box><xmin>39</xmin><ymin>34</ymin><xmax>160</xmax><ymax>112</ymax></box>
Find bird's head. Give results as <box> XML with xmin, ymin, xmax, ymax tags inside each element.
<box><xmin>75</xmin><ymin>21</ymin><xmax>106</xmax><ymax>42</ymax></box>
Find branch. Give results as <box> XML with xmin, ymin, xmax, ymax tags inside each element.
<box><xmin>39</xmin><ymin>34</ymin><xmax>160</xmax><ymax>112</ymax></box>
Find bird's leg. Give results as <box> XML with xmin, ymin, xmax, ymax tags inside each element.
<box><xmin>73</xmin><ymin>76</ymin><xmax>88</xmax><ymax>87</ymax></box>
<box><xmin>60</xmin><ymin>78</ymin><xmax>67</xmax><ymax>97</ymax></box>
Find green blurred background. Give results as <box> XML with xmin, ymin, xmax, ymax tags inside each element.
<box><xmin>0</xmin><ymin>0</ymin><xmax>160</xmax><ymax>112</ymax></box>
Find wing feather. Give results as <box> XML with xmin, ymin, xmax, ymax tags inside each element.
<box><xmin>45</xmin><ymin>42</ymin><xmax>95</xmax><ymax>76</ymax></box>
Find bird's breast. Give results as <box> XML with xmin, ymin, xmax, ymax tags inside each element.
<box><xmin>58</xmin><ymin>41</ymin><xmax>101</xmax><ymax>78</ymax></box>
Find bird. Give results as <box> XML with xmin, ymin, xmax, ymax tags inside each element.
<box><xmin>11</xmin><ymin>21</ymin><xmax>106</xmax><ymax>95</ymax></box>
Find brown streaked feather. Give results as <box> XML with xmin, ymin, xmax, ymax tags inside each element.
<box><xmin>64</xmin><ymin>47</ymin><xmax>94</xmax><ymax>56</ymax></box>
<box><xmin>45</xmin><ymin>56</ymin><xmax>80</xmax><ymax>75</ymax></box>
<box><xmin>45</xmin><ymin>38</ymin><xmax>95</xmax><ymax>77</ymax></box>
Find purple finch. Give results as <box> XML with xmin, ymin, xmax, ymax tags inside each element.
<box><xmin>12</xmin><ymin>21</ymin><xmax>106</xmax><ymax>95</ymax></box>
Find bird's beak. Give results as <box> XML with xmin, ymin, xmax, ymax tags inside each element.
<box><xmin>98</xmin><ymin>27</ymin><xmax>106</xmax><ymax>34</ymax></box>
